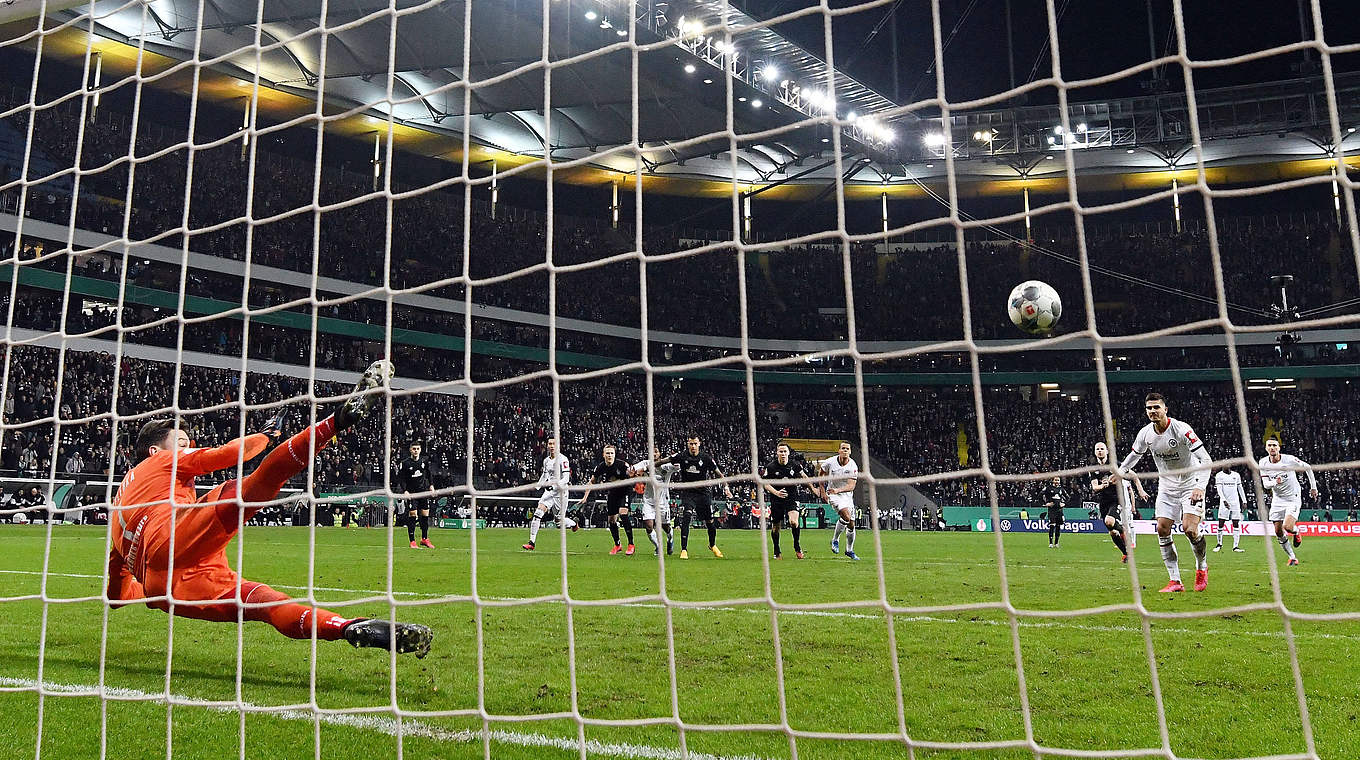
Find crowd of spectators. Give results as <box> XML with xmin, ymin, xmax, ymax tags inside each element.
<box><xmin>4</xmin><ymin>83</ymin><xmax>1358</xmax><ymax>354</ymax></box>
<box><xmin>3</xmin><ymin>342</ymin><xmax>1360</xmax><ymax>524</ymax></box>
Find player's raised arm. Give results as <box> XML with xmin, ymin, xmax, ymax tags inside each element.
<box><xmin>1299</xmin><ymin>457</ymin><xmax>1319</xmax><ymax>498</ymax></box>
<box><xmin>175</xmin><ymin>433</ymin><xmax>272</xmax><ymax>476</ymax></box>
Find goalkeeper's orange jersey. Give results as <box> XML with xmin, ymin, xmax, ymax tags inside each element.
<box><xmin>109</xmin><ymin>435</ymin><xmax>268</xmax><ymax>580</ymax></box>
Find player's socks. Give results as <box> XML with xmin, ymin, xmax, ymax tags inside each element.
<box><xmin>609</xmin><ymin>522</ymin><xmax>621</xmax><ymax>546</ymax></box>
<box><xmin>1278</xmin><ymin>535</ymin><xmax>1297</xmax><ymax>560</ymax></box>
<box><xmin>645</xmin><ymin>526</ymin><xmax>660</xmax><ymax>549</ymax></box>
<box><xmin>791</xmin><ymin>525</ymin><xmax>801</xmax><ymax>553</ymax></box>
<box><xmin>1232</xmin><ymin>523</ymin><xmax>1241</xmax><ymax>549</ymax></box>
<box><xmin>1111</xmin><ymin>530</ymin><xmax>1128</xmax><ymax>556</ymax></box>
<box><xmin>771</xmin><ymin>531</ymin><xmax>781</xmax><ymax>556</ymax></box>
<box><xmin>845</xmin><ymin>522</ymin><xmax>856</xmax><ymax>553</ymax></box>
<box><xmin>419</xmin><ymin>514</ymin><xmax>429</xmax><ymax>540</ymax></box>
<box><xmin>833</xmin><ymin>519</ymin><xmax>846</xmax><ymax>546</ymax></box>
<box><xmin>679</xmin><ymin>516</ymin><xmax>690</xmax><ymax>551</ymax></box>
<box><xmin>707</xmin><ymin>524</ymin><xmax>718</xmax><ymax>549</ymax></box>
<box><xmin>621</xmin><ymin>515</ymin><xmax>635</xmax><ymax>544</ymax></box>
<box><xmin>235</xmin><ymin>582</ymin><xmax>348</xmax><ymax>641</ymax></box>
<box><xmin>1189</xmin><ymin>532</ymin><xmax>1208</xmax><ymax>571</ymax></box>
<box><xmin>528</xmin><ymin>513</ymin><xmax>543</xmax><ymax>543</ymax></box>
<box><xmin>1159</xmin><ymin>534</ymin><xmax>1181</xmax><ymax>582</ymax></box>
<box><xmin>1052</xmin><ymin>522</ymin><xmax>1061</xmax><ymax>546</ymax></box>
<box><xmin>407</xmin><ymin>521</ymin><xmax>416</xmax><ymax>544</ymax></box>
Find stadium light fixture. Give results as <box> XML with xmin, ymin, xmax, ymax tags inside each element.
<box><xmin>703</xmin><ymin>78</ymin><xmax>713</xmax><ymax>84</ymax></box>
<box><xmin>683</xmin><ymin>63</ymin><xmax>696</xmax><ymax>74</ymax></box>
<box><xmin>1126</xmin><ymin>148</ymin><xmax>1135</xmax><ymax>153</ymax></box>
<box><xmin>751</xmin><ymin>99</ymin><xmax>762</xmax><ymax>108</ymax></box>
<box><xmin>1047</xmin><ymin>136</ymin><xmax>1057</xmax><ymax>146</ymax></box>
<box><xmin>1076</xmin><ymin>122</ymin><xmax>1087</xmax><ymax>132</ymax></box>
<box><xmin>585</xmin><ymin>10</ymin><xmax>597</xmax><ymax>20</ymax></box>
<box><xmin>1039</xmin><ymin>382</ymin><xmax>1060</xmax><ymax>389</ymax></box>
<box><xmin>761</xmin><ymin>65</ymin><xmax>779</xmax><ymax>81</ymax></box>
<box><xmin>1350</xmin><ymin>127</ymin><xmax>1357</xmax><ymax>133</ymax></box>
<box><xmin>1053</xmin><ymin>125</ymin><xmax>1063</xmax><ymax>135</ymax></box>
<box><xmin>599</xmin><ymin>18</ymin><xmax>611</xmax><ymax>28</ymax></box>
<box><xmin>616</xmin><ymin>28</ymin><xmax>627</xmax><ymax>36</ymax></box>
<box><xmin>923</xmin><ymin>132</ymin><xmax>946</xmax><ymax>146</ymax></box>
<box><xmin>1045</xmin><ymin>155</ymin><xmax>1054</xmax><ymax>160</ymax></box>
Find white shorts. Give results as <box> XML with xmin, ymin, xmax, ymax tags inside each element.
<box><xmin>1154</xmin><ymin>488</ymin><xmax>1205</xmax><ymax>522</ymax></box>
<box><xmin>1268</xmin><ymin>497</ymin><xmax>1301</xmax><ymax>523</ymax></box>
<box><xmin>829</xmin><ymin>494</ymin><xmax>855</xmax><ymax>518</ymax></box>
<box><xmin>1216</xmin><ymin>501</ymin><xmax>1244</xmax><ymax>521</ymax></box>
<box><xmin>641</xmin><ymin>497</ymin><xmax>671</xmax><ymax>524</ymax></box>
<box><xmin>537</xmin><ymin>491</ymin><xmax>568</xmax><ymax>515</ymax></box>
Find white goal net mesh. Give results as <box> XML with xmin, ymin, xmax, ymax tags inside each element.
<box><xmin>1</xmin><ymin>0</ymin><xmax>1358</xmax><ymax>758</ymax></box>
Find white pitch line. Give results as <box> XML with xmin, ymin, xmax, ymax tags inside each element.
<box><xmin>4</xmin><ymin>570</ymin><xmax>1360</xmax><ymax>643</ymax></box>
<box><xmin>0</xmin><ymin>677</ymin><xmax>771</xmax><ymax>760</ymax></box>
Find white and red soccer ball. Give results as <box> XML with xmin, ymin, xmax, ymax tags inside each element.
<box><xmin>1007</xmin><ymin>280</ymin><xmax>1062</xmax><ymax>335</ymax></box>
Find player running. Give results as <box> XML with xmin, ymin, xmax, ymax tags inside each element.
<box><xmin>522</xmin><ymin>437</ymin><xmax>578</xmax><ymax>551</ymax></box>
<box><xmin>629</xmin><ymin>447</ymin><xmax>679</xmax><ymax>556</ymax></box>
<box><xmin>1257</xmin><ymin>437</ymin><xmax>1318</xmax><ymax>566</ymax></box>
<box><xmin>105</xmin><ymin>361</ymin><xmax>433</xmax><ymax>657</ymax></box>
<box><xmin>1212</xmin><ymin>468</ymin><xmax>1248</xmax><ymax>553</ymax></box>
<box><xmin>578</xmin><ymin>444</ymin><xmax>635</xmax><ymax>555</ymax></box>
<box><xmin>1116</xmin><ymin>392</ymin><xmax>1212</xmax><ymax>593</ymax></box>
<box><xmin>1092</xmin><ymin>441</ymin><xmax>1145</xmax><ymax>562</ymax></box>
<box><xmin>760</xmin><ymin>442</ymin><xmax>810</xmax><ymax>559</ymax></box>
<box><xmin>820</xmin><ymin>441</ymin><xmax>861</xmax><ymax>561</ymax></box>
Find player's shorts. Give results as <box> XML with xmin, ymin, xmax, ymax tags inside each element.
<box><xmin>769</xmin><ymin>501</ymin><xmax>800</xmax><ymax>527</ymax></box>
<box><xmin>1097</xmin><ymin>502</ymin><xmax>1121</xmax><ymax>523</ymax></box>
<box><xmin>605</xmin><ymin>495</ymin><xmax>631</xmax><ymax>516</ymax></box>
<box><xmin>1216</xmin><ymin>501</ymin><xmax>1244</xmax><ymax>521</ymax></box>
<box><xmin>679</xmin><ymin>494</ymin><xmax>714</xmax><ymax>522</ymax></box>
<box><xmin>828</xmin><ymin>493</ymin><xmax>855</xmax><ymax>517</ymax></box>
<box><xmin>406</xmin><ymin>497</ymin><xmax>432</xmax><ymax>513</ymax></box>
<box><xmin>1047</xmin><ymin>508</ymin><xmax>1064</xmax><ymax>524</ymax></box>
<box><xmin>1154</xmin><ymin>487</ymin><xmax>1205</xmax><ymax>522</ymax></box>
<box><xmin>537</xmin><ymin>491</ymin><xmax>568</xmax><ymax>515</ymax></box>
<box><xmin>1268</xmin><ymin>497</ymin><xmax>1302</xmax><ymax>522</ymax></box>
<box><xmin>641</xmin><ymin>497</ymin><xmax>671</xmax><ymax>524</ymax></box>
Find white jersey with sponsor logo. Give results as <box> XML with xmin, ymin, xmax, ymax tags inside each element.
<box><xmin>821</xmin><ymin>455</ymin><xmax>859</xmax><ymax>507</ymax></box>
<box><xmin>1214</xmin><ymin>471</ymin><xmax>1245</xmax><ymax>508</ymax></box>
<box><xmin>631</xmin><ymin>459</ymin><xmax>679</xmax><ymax>505</ymax></box>
<box><xmin>1258</xmin><ymin>454</ymin><xmax>1316</xmax><ymax>503</ymax></box>
<box><xmin>1124</xmin><ymin>418</ymin><xmax>1210</xmax><ymax>492</ymax></box>
<box><xmin>538</xmin><ymin>454</ymin><xmax>571</xmax><ymax>497</ymax></box>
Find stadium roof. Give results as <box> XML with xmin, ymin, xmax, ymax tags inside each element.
<box><xmin>16</xmin><ymin>0</ymin><xmax>1360</xmax><ymax>198</ymax></box>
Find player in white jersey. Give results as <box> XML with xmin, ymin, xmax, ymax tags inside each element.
<box><xmin>1116</xmin><ymin>393</ymin><xmax>1213</xmax><ymax>593</ymax></box>
<box><xmin>1257</xmin><ymin>437</ymin><xmax>1318</xmax><ymax>566</ymax></box>
<box><xmin>819</xmin><ymin>441</ymin><xmax>861</xmax><ymax>561</ymax></box>
<box><xmin>1212</xmin><ymin>469</ymin><xmax>1248</xmax><ymax>553</ymax></box>
<box><xmin>629</xmin><ymin>447</ymin><xmax>679</xmax><ymax>556</ymax></box>
<box><xmin>522</xmin><ymin>438</ymin><xmax>577</xmax><ymax>551</ymax></box>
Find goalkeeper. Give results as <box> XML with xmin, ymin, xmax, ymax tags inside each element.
<box><xmin>105</xmin><ymin>360</ymin><xmax>432</xmax><ymax>658</ymax></box>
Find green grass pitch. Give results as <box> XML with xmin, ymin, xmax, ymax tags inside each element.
<box><xmin>1</xmin><ymin>524</ymin><xmax>1357</xmax><ymax>759</ymax></box>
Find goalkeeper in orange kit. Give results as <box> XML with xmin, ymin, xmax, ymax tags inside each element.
<box><xmin>106</xmin><ymin>360</ymin><xmax>432</xmax><ymax>658</ymax></box>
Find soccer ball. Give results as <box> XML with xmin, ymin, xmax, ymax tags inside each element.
<box><xmin>1007</xmin><ymin>280</ymin><xmax>1062</xmax><ymax>334</ymax></box>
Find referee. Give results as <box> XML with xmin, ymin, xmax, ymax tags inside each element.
<box><xmin>395</xmin><ymin>442</ymin><xmax>434</xmax><ymax>549</ymax></box>
<box><xmin>670</xmin><ymin>436</ymin><xmax>734</xmax><ymax>559</ymax></box>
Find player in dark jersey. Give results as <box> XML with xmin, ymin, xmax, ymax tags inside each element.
<box><xmin>394</xmin><ymin>442</ymin><xmax>434</xmax><ymax>549</ymax></box>
<box><xmin>761</xmin><ymin>442</ymin><xmax>810</xmax><ymax>559</ymax></box>
<box><xmin>577</xmin><ymin>444</ymin><xmax>636</xmax><ymax>555</ymax></box>
<box><xmin>670</xmin><ymin>436</ymin><xmax>735</xmax><ymax>559</ymax></box>
<box><xmin>1091</xmin><ymin>441</ymin><xmax>1144</xmax><ymax>563</ymax></box>
<box><xmin>1043</xmin><ymin>476</ymin><xmax>1065</xmax><ymax>548</ymax></box>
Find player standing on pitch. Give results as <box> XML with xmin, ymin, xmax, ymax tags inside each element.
<box><xmin>761</xmin><ymin>442</ymin><xmax>810</xmax><ymax>559</ymax></box>
<box><xmin>1043</xmin><ymin>476</ymin><xmax>1066</xmax><ymax>549</ymax></box>
<box><xmin>394</xmin><ymin>441</ymin><xmax>434</xmax><ymax>549</ymax></box>
<box><xmin>578</xmin><ymin>444</ymin><xmax>636</xmax><ymax>555</ymax></box>
<box><xmin>1258</xmin><ymin>437</ymin><xmax>1318</xmax><ymax>566</ymax></box>
<box><xmin>1115</xmin><ymin>392</ymin><xmax>1212</xmax><ymax>593</ymax></box>
<box><xmin>671</xmin><ymin>436</ymin><xmax>735</xmax><ymax>559</ymax></box>
<box><xmin>1212</xmin><ymin>467</ymin><xmax>1248</xmax><ymax>553</ymax></box>
<box><xmin>1092</xmin><ymin>442</ymin><xmax>1145</xmax><ymax>562</ymax></box>
<box><xmin>820</xmin><ymin>441</ymin><xmax>861</xmax><ymax>561</ymax></box>
<box><xmin>523</xmin><ymin>437</ymin><xmax>577</xmax><ymax>551</ymax></box>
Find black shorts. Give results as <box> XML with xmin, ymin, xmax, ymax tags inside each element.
<box><xmin>769</xmin><ymin>502</ymin><xmax>800</xmax><ymax>527</ymax></box>
<box><xmin>606</xmin><ymin>497</ymin><xmax>630</xmax><ymax>515</ymax></box>
<box><xmin>1047</xmin><ymin>509</ymin><xmax>1064</xmax><ymax>524</ymax></box>
<box><xmin>680</xmin><ymin>495</ymin><xmax>714</xmax><ymax>522</ymax></box>
<box><xmin>1098</xmin><ymin>503</ymin><xmax>1121</xmax><ymax>522</ymax></box>
<box><xmin>406</xmin><ymin>497</ymin><xmax>432</xmax><ymax>513</ymax></box>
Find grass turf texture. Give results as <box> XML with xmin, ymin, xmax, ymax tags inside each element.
<box><xmin>1</xmin><ymin>525</ymin><xmax>1357</xmax><ymax>760</ymax></box>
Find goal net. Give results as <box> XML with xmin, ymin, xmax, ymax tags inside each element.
<box><xmin>1</xmin><ymin>0</ymin><xmax>1356</xmax><ymax>758</ymax></box>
